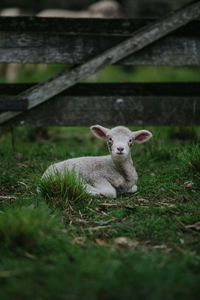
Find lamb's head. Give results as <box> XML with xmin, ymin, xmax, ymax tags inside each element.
<box><xmin>90</xmin><ymin>125</ymin><xmax>152</xmax><ymax>161</ymax></box>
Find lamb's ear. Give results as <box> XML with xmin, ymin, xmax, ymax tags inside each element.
<box><xmin>90</xmin><ymin>125</ymin><xmax>109</xmax><ymax>140</ymax></box>
<box><xmin>133</xmin><ymin>130</ymin><xmax>153</xmax><ymax>144</ymax></box>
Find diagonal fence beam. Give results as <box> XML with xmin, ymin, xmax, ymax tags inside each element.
<box><xmin>1</xmin><ymin>0</ymin><xmax>200</xmax><ymax>125</ymax></box>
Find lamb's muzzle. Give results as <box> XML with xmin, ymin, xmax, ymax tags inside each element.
<box><xmin>41</xmin><ymin>125</ymin><xmax>153</xmax><ymax>198</ymax></box>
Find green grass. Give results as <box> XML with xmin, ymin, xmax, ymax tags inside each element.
<box><xmin>0</xmin><ymin>204</ymin><xmax>64</xmax><ymax>254</ymax></box>
<box><xmin>1</xmin><ymin>64</ymin><xmax>200</xmax><ymax>83</ymax></box>
<box><xmin>0</xmin><ymin>126</ymin><xmax>200</xmax><ymax>299</ymax></box>
<box><xmin>0</xmin><ymin>52</ymin><xmax>200</xmax><ymax>300</ymax></box>
<box><xmin>39</xmin><ymin>168</ymin><xmax>89</xmax><ymax>209</ymax></box>
<box><xmin>87</xmin><ymin>65</ymin><xmax>200</xmax><ymax>82</ymax></box>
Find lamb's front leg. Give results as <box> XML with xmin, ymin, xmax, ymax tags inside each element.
<box><xmin>127</xmin><ymin>185</ymin><xmax>138</xmax><ymax>193</ymax></box>
<box><xmin>85</xmin><ymin>180</ymin><xmax>117</xmax><ymax>198</ymax></box>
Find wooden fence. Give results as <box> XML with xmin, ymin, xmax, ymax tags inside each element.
<box><xmin>0</xmin><ymin>0</ymin><xmax>200</xmax><ymax>126</ymax></box>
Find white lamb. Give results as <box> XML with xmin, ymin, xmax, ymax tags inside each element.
<box><xmin>41</xmin><ymin>125</ymin><xmax>152</xmax><ymax>198</ymax></box>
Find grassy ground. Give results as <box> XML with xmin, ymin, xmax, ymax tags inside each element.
<box><xmin>0</xmin><ymin>126</ymin><xmax>200</xmax><ymax>299</ymax></box>
<box><xmin>1</xmin><ymin>64</ymin><xmax>200</xmax><ymax>83</ymax></box>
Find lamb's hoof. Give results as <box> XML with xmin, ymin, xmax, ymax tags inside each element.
<box><xmin>128</xmin><ymin>185</ymin><xmax>137</xmax><ymax>193</ymax></box>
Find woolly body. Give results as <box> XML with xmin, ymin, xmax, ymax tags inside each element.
<box><xmin>42</xmin><ymin>126</ymin><xmax>152</xmax><ymax>198</ymax></box>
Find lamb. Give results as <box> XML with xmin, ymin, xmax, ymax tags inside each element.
<box><xmin>41</xmin><ymin>125</ymin><xmax>152</xmax><ymax>198</ymax></box>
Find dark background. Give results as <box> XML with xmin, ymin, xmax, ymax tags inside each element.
<box><xmin>0</xmin><ymin>0</ymin><xmax>194</xmax><ymax>17</ymax></box>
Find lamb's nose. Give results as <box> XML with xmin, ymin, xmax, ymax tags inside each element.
<box><xmin>117</xmin><ymin>147</ymin><xmax>124</xmax><ymax>153</ymax></box>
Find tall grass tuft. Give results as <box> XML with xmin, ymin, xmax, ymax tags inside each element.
<box><xmin>0</xmin><ymin>205</ymin><xmax>63</xmax><ymax>253</ymax></box>
<box><xmin>180</xmin><ymin>144</ymin><xmax>200</xmax><ymax>173</ymax></box>
<box><xmin>39</xmin><ymin>168</ymin><xmax>89</xmax><ymax>209</ymax></box>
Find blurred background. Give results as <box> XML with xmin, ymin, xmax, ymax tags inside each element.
<box><xmin>0</xmin><ymin>0</ymin><xmax>195</xmax><ymax>17</ymax></box>
<box><xmin>0</xmin><ymin>0</ymin><xmax>199</xmax><ymax>84</ymax></box>
<box><xmin>0</xmin><ymin>0</ymin><xmax>199</xmax><ymax>144</ymax></box>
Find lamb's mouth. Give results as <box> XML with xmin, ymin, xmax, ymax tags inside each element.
<box><xmin>116</xmin><ymin>152</ymin><xmax>124</xmax><ymax>155</ymax></box>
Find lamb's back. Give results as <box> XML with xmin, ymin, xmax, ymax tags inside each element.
<box><xmin>42</xmin><ymin>155</ymin><xmax>114</xmax><ymax>184</ymax></box>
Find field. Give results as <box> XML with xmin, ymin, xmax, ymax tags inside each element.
<box><xmin>0</xmin><ymin>65</ymin><xmax>200</xmax><ymax>299</ymax></box>
<box><xmin>0</xmin><ymin>124</ymin><xmax>200</xmax><ymax>299</ymax></box>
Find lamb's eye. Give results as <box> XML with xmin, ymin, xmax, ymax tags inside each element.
<box><xmin>129</xmin><ymin>139</ymin><xmax>132</xmax><ymax>143</ymax></box>
<box><xmin>109</xmin><ymin>137</ymin><xmax>113</xmax><ymax>142</ymax></box>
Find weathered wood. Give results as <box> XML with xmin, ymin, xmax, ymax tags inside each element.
<box><xmin>5</xmin><ymin>97</ymin><xmax>200</xmax><ymax>126</ymax></box>
<box><xmin>0</xmin><ymin>96</ymin><xmax>28</xmax><ymax>111</ymax></box>
<box><xmin>0</xmin><ymin>17</ymin><xmax>153</xmax><ymax>34</ymax></box>
<box><xmin>122</xmin><ymin>36</ymin><xmax>200</xmax><ymax>66</ymax></box>
<box><xmin>0</xmin><ymin>35</ymin><xmax>200</xmax><ymax>66</ymax></box>
<box><xmin>1</xmin><ymin>17</ymin><xmax>199</xmax><ymax>35</ymax></box>
<box><xmin>0</xmin><ymin>82</ymin><xmax>200</xmax><ymax>97</ymax></box>
<box><xmin>0</xmin><ymin>18</ymin><xmax>199</xmax><ymax>65</ymax></box>
<box><xmin>1</xmin><ymin>1</ymin><xmax>200</xmax><ymax>125</ymax></box>
<box><xmin>0</xmin><ymin>82</ymin><xmax>200</xmax><ymax>125</ymax></box>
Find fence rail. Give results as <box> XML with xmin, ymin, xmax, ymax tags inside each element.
<box><xmin>0</xmin><ymin>83</ymin><xmax>199</xmax><ymax>126</ymax></box>
<box><xmin>0</xmin><ymin>17</ymin><xmax>199</xmax><ymax>65</ymax></box>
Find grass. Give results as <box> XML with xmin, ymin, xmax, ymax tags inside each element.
<box><xmin>1</xmin><ymin>64</ymin><xmax>200</xmax><ymax>83</ymax></box>
<box><xmin>87</xmin><ymin>65</ymin><xmax>200</xmax><ymax>83</ymax></box>
<box><xmin>0</xmin><ymin>126</ymin><xmax>200</xmax><ymax>299</ymax></box>
<box><xmin>0</xmin><ymin>61</ymin><xmax>200</xmax><ymax>299</ymax></box>
<box><xmin>0</xmin><ymin>204</ymin><xmax>64</xmax><ymax>254</ymax></box>
<box><xmin>39</xmin><ymin>168</ymin><xmax>89</xmax><ymax>209</ymax></box>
